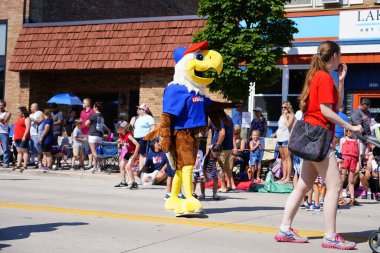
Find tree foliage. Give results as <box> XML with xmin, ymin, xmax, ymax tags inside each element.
<box><xmin>194</xmin><ymin>0</ymin><xmax>298</xmax><ymax>100</ymax></box>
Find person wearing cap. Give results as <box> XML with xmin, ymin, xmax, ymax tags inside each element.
<box><xmin>351</xmin><ymin>98</ymin><xmax>372</xmax><ymax>158</ymax></box>
<box><xmin>130</xmin><ymin>103</ymin><xmax>156</xmax><ymax>172</ymax></box>
<box><xmin>249</xmin><ymin>106</ymin><xmax>268</xmax><ymax>143</ymax></box>
<box><xmin>351</xmin><ymin>98</ymin><xmax>372</xmax><ymax>136</ymax></box>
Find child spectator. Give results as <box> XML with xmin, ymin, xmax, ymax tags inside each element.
<box><xmin>201</xmin><ymin>144</ymin><xmax>224</xmax><ymax>200</ymax></box>
<box><xmin>360</xmin><ymin>149</ymin><xmax>380</xmax><ymax>201</ymax></box>
<box><xmin>249</xmin><ymin>130</ymin><xmax>263</xmax><ymax>183</ymax></box>
<box><xmin>114</xmin><ymin>121</ymin><xmax>140</xmax><ymax>190</ymax></box>
<box><xmin>193</xmin><ymin>150</ymin><xmax>204</xmax><ymax>199</ymax></box>
<box><xmin>307</xmin><ymin>176</ymin><xmax>325</xmax><ymax>212</ymax></box>
<box><xmin>340</xmin><ymin>128</ymin><xmax>360</xmax><ymax>205</ymax></box>
<box><xmin>71</xmin><ymin>119</ymin><xmax>85</xmax><ymax>170</ymax></box>
<box><xmin>140</xmin><ymin>138</ymin><xmax>169</xmax><ymax>186</ymax></box>
<box><xmin>164</xmin><ymin>159</ymin><xmax>176</xmax><ymax>200</ymax></box>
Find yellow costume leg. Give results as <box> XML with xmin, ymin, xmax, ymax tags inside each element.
<box><xmin>174</xmin><ymin>165</ymin><xmax>204</xmax><ymax>216</ymax></box>
<box><xmin>165</xmin><ymin>170</ymin><xmax>184</xmax><ymax>211</ymax></box>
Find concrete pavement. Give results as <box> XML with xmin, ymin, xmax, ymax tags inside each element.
<box><xmin>0</xmin><ymin>168</ymin><xmax>378</xmax><ymax>253</ymax></box>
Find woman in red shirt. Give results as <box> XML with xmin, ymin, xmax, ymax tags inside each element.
<box><xmin>13</xmin><ymin>106</ymin><xmax>31</xmax><ymax>172</ymax></box>
<box><xmin>275</xmin><ymin>41</ymin><xmax>363</xmax><ymax>250</ymax></box>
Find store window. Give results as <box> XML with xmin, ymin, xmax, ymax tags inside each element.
<box><xmin>0</xmin><ymin>21</ymin><xmax>6</xmax><ymax>99</ymax></box>
<box><xmin>254</xmin><ymin>71</ymin><xmax>282</xmax><ymax>122</ymax></box>
<box><xmin>285</xmin><ymin>0</ymin><xmax>356</xmax><ymax>8</ymax></box>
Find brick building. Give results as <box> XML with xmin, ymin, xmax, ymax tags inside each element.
<box><xmin>2</xmin><ymin>0</ymin><xmax>227</xmax><ymax>126</ymax></box>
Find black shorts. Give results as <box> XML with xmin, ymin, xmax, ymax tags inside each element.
<box><xmin>135</xmin><ymin>138</ymin><xmax>148</xmax><ymax>156</ymax></box>
<box><xmin>14</xmin><ymin>140</ymin><xmax>29</xmax><ymax>149</ymax></box>
<box><xmin>123</xmin><ymin>152</ymin><xmax>133</xmax><ymax>161</ymax></box>
<box><xmin>41</xmin><ymin>143</ymin><xmax>53</xmax><ymax>153</ymax></box>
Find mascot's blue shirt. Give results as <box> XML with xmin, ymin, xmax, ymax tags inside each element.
<box><xmin>163</xmin><ymin>84</ymin><xmax>212</xmax><ymax>130</ymax></box>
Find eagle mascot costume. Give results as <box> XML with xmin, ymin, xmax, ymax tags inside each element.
<box><xmin>145</xmin><ymin>41</ymin><xmax>240</xmax><ymax>217</ymax></box>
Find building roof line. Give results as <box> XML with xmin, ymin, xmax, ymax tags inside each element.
<box><xmin>23</xmin><ymin>15</ymin><xmax>205</xmax><ymax>28</ymax></box>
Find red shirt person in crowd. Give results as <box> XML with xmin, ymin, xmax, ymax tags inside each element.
<box><xmin>275</xmin><ymin>41</ymin><xmax>363</xmax><ymax>250</ymax></box>
<box><xmin>80</xmin><ymin>98</ymin><xmax>94</xmax><ymax>168</ymax></box>
<box><xmin>13</xmin><ymin>106</ymin><xmax>31</xmax><ymax>172</ymax></box>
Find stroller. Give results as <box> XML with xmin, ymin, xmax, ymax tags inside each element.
<box><xmin>357</xmin><ymin>133</ymin><xmax>380</xmax><ymax>253</ymax></box>
<box><xmin>97</xmin><ymin>141</ymin><xmax>119</xmax><ymax>174</ymax></box>
<box><xmin>51</xmin><ymin>136</ymin><xmax>72</xmax><ymax>170</ymax></box>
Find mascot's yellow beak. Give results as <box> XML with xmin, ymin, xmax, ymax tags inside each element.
<box><xmin>185</xmin><ymin>50</ymin><xmax>223</xmax><ymax>86</ymax></box>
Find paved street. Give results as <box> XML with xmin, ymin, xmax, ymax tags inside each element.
<box><xmin>0</xmin><ymin>169</ymin><xmax>378</xmax><ymax>253</ymax></box>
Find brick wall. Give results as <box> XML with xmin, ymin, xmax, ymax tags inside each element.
<box><xmin>29</xmin><ymin>0</ymin><xmax>199</xmax><ymax>23</ymax></box>
<box><xmin>0</xmin><ymin>1</ymin><xmax>27</xmax><ymax>121</ymax></box>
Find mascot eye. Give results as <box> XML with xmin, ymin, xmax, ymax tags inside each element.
<box><xmin>195</xmin><ymin>53</ymin><xmax>204</xmax><ymax>61</ymax></box>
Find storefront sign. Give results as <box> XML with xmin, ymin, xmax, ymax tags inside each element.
<box><xmin>339</xmin><ymin>9</ymin><xmax>380</xmax><ymax>40</ymax></box>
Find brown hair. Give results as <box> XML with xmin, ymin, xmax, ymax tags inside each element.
<box><xmin>44</xmin><ymin>108</ymin><xmax>52</xmax><ymax>118</ymax></box>
<box><xmin>299</xmin><ymin>41</ymin><xmax>341</xmax><ymax>112</ymax></box>
<box><xmin>94</xmin><ymin>102</ymin><xmax>103</xmax><ymax>112</ymax></box>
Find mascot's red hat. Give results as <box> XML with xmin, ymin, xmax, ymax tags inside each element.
<box><xmin>174</xmin><ymin>41</ymin><xmax>209</xmax><ymax>63</ymax></box>
<box><xmin>183</xmin><ymin>41</ymin><xmax>208</xmax><ymax>55</ymax></box>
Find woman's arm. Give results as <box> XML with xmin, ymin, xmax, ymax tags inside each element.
<box><xmin>85</xmin><ymin>119</ymin><xmax>91</xmax><ymax>127</ymax></box>
<box><xmin>320</xmin><ymin>103</ymin><xmax>363</xmax><ymax>132</ymax></box>
<box><xmin>150</xmin><ymin>124</ymin><xmax>156</xmax><ymax>132</ymax></box>
<box><xmin>238</xmin><ymin>139</ymin><xmax>245</xmax><ymax>153</ymax></box>
<box><xmin>39</xmin><ymin>123</ymin><xmax>50</xmax><ymax>144</ymax></box>
<box><xmin>128</xmin><ymin>135</ymin><xmax>140</xmax><ymax>161</ymax></box>
<box><xmin>336</xmin><ymin>63</ymin><xmax>347</xmax><ymax>110</ymax></box>
<box><xmin>1</xmin><ymin>112</ymin><xmax>11</xmax><ymax>125</ymax></box>
<box><xmin>263</xmin><ymin>122</ymin><xmax>268</xmax><ymax>137</ymax></box>
<box><xmin>22</xmin><ymin>118</ymin><xmax>31</xmax><ymax>141</ymax></box>
<box><xmin>284</xmin><ymin>114</ymin><xmax>295</xmax><ymax>128</ymax></box>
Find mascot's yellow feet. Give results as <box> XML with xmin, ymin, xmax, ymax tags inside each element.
<box><xmin>174</xmin><ymin>165</ymin><xmax>204</xmax><ymax>217</ymax></box>
<box><xmin>174</xmin><ymin>197</ymin><xmax>204</xmax><ymax>217</ymax></box>
<box><xmin>165</xmin><ymin>196</ymin><xmax>184</xmax><ymax>211</ymax></box>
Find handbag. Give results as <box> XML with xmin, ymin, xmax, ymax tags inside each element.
<box><xmin>271</xmin><ymin>158</ymin><xmax>282</xmax><ymax>179</ymax></box>
<box><xmin>288</xmin><ymin>120</ymin><xmax>332</xmax><ymax>162</ymax></box>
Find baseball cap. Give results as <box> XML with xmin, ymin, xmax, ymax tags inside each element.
<box><xmin>117</xmin><ymin>121</ymin><xmax>128</xmax><ymax>129</ymax></box>
<box><xmin>254</xmin><ymin>107</ymin><xmax>263</xmax><ymax>112</ymax></box>
<box><xmin>137</xmin><ymin>103</ymin><xmax>149</xmax><ymax>111</ymax></box>
<box><xmin>361</xmin><ymin>98</ymin><xmax>371</xmax><ymax>105</ymax></box>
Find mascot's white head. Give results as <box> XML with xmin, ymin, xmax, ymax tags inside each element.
<box><xmin>170</xmin><ymin>41</ymin><xmax>223</xmax><ymax>95</ymax></box>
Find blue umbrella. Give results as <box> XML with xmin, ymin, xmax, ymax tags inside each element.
<box><xmin>47</xmin><ymin>93</ymin><xmax>83</xmax><ymax>105</ymax></box>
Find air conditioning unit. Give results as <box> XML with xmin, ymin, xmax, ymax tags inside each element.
<box><xmin>321</xmin><ymin>0</ymin><xmax>341</xmax><ymax>4</ymax></box>
<box><xmin>376</xmin><ymin>0</ymin><xmax>380</xmax><ymax>4</ymax></box>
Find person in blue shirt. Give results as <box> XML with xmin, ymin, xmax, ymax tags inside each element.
<box><xmin>38</xmin><ymin>109</ymin><xmax>55</xmax><ymax>172</ymax></box>
<box><xmin>210</xmin><ymin>114</ymin><xmax>236</xmax><ymax>192</ymax></box>
<box><xmin>335</xmin><ymin>105</ymin><xmax>349</xmax><ymax>139</ymax></box>
<box><xmin>140</xmin><ymin>138</ymin><xmax>170</xmax><ymax>186</ymax></box>
<box><xmin>232</xmin><ymin>104</ymin><xmax>243</xmax><ymax>127</ymax></box>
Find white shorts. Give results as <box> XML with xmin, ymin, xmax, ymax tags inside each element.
<box><xmin>88</xmin><ymin>136</ymin><xmax>103</xmax><ymax>144</ymax></box>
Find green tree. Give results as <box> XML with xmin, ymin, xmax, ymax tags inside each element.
<box><xmin>194</xmin><ymin>0</ymin><xmax>298</xmax><ymax>100</ymax></box>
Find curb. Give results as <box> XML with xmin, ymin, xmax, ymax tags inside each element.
<box><xmin>0</xmin><ymin>167</ymin><xmax>120</xmax><ymax>181</ymax></box>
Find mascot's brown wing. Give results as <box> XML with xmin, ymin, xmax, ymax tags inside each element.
<box><xmin>144</xmin><ymin>127</ymin><xmax>161</xmax><ymax>141</ymax></box>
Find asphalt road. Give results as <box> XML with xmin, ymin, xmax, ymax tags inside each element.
<box><xmin>0</xmin><ymin>169</ymin><xmax>378</xmax><ymax>253</ymax></box>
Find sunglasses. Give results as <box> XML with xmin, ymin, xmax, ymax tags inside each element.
<box><xmin>281</xmin><ymin>106</ymin><xmax>287</xmax><ymax>109</ymax></box>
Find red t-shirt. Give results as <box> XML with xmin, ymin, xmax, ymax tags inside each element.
<box><xmin>119</xmin><ymin>132</ymin><xmax>136</xmax><ymax>154</ymax></box>
<box><xmin>80</xmin><ymin>108</ymin><xmax>94</xmax><ymax>135</ymax></box>
<box><xmin>14</xmin><ymin>118</ymin><xmax>30</xmax><ymax>140</ymax></box>
<box><xmin>304</xmin><ymin>70</ymin><xmax>338</xmax><ymax>137</ymax></box>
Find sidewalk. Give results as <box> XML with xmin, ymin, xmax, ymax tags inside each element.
<box><xmin>0</xmin><ymin>167</ymin><xmax>120</xmax><ymax>181</ymax></box>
